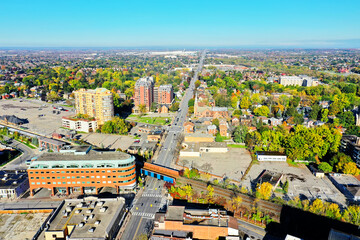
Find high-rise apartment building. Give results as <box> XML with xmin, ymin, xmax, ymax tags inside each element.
<box><xmin>74</xmin><ymin>88</ymin><xmax>114</xmax><ymax>125</ymax></box>
<box><xmin>134</xmin><ymin>77</ymin><xmax>154</xmax><ymax>111</ymax></box>
<box><xmin>157</xmin><ymin>84</ymin><xmax>173</xmax><ymax>104</ymax></box>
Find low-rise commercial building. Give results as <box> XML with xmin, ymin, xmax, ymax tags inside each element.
<box><xmin>0</xmin><ymin>170</ymin><xmax>29</xmax><ymax>199</ymax></box>
<box><xmin>62</xmin><ymin>116</ymin><xmax>98</xmax><ymax>133</ymax></box>
<box><xmin>38</xmin><ymin>137</ymin><xmax>67</xmax><ymax>152</ymax></box>
<box><xmin>154</xmin><ymin>206</ymin><xmax>239</xmax><ymax>240</ymax></box>
<box><xmin>328</xmin><ymin>173</ymin><xmax>360</xmax><ymax>202</ymax></box>
<box><xmin>28</xmin><ymin>146</ymin><xmax>136</xmax><ymax>196</ymax></box>
<box><xmin>180</xmin><ymin>142</ymin><xmax>228</xmax><ymax>157</ymax></box>
<box><xmin>38</xmin><ymin>197</ymin><xmax>126</xmax><ymax>240</ymax></box>
<box><xmin>256</xmin><ymin>151</ymin><xmax>287</xmax><ymax>162</ymax></box>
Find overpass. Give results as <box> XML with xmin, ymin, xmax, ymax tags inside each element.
<box><xmin>140</xmin><ymin>162</ymin><xmax>180</xmax><ymax>184</ymax></box>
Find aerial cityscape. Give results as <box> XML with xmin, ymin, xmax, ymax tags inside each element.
<box><xmin>1</xmin><ymin>1</ymin><xmax>360</xmax><ymax>240</ymax></box>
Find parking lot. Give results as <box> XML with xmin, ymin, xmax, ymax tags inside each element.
<box><xmin>243</xmin><ymin>161</ymin><xmax>347</xmax><ymax>206</ymax></box>
<box><xmin>0</xmin><ymin>98</ymin><xmax>74</xmax><ymax>137</ymax></box>
<box><xmin>178</xmin><ymin>148</ymin><xmax>252</xmax><ymax>181</ymax></box>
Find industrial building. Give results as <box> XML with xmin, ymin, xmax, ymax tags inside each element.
<box><xmin>27</xmin><ymin>146</ymin><xmax>136</xmax><ymax>196</ymax></box>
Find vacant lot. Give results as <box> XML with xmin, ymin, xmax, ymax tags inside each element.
<box><xmin>178</xmin><ymin>148</ymin><xmax>252</xmax><ymax>182</ymax></box>
<box><xmin>0</xmin><ymin>212</ymin><xmax>49</xmax><ymax>239</ymax></box>
<box><xmin>78</xmin><ymin>132</ymin><xmax>135</xmax><ymax>150</ymax></box>
<box><xmin>0</xmin><ymin>98</ymin><xmax>74</xmax><ymax>137</ymax></box>
<box><xmin>243</xmin><ymin>161</ymin><xmax>347</xmax><ymax>206</ymax></box>
<box><xmin>127</xmin><ymin>114</ymin><xmax>171</xmax><ymax>125</ymax></box>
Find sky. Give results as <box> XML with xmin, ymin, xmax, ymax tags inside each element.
<box><xmin>1</xmin><ymin>0</ymin><xmax>360</xmax><ymax>48</ymax></box>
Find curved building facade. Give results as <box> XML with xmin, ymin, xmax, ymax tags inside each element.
<box><xmin>27</xmin><ymin>146</ymin><xmax>136</xmax><ymax>196</ymax></box>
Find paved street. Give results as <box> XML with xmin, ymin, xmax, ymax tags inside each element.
<box><xmin>238</xmin><ymin>219</ymin><xmax>266</xmax><ymax>240</ymax></box>
<box><xmin>120</xmin><ymin>51</ymin><xmax>206</xmax><ymax>239</ymax></box>
<box><xmin>2</xmin><ymin>136</ymin><xmax>38</xmax><ymax>170</ymax></box>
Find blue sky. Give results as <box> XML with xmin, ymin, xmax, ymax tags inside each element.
<box><xmin>1</xmin><ymin>0</ymin><xmax>360</xmax><ymax>48</ymax></box>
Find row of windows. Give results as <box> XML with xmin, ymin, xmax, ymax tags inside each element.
<box><xmin>29</xmin><ymin>167</ymin><xmax>135</xmax><ymax>175</ymax></box>
<box><xmin>30</xmin><ymin>173</ymin><xmax>134</xmax><ymax>180</ymax></box>
<box><xmin>30</xmin><ymin>162</ymin><xmax>134</xmax><ymax>169</ymax></box>
<box><xmin>30</xmin><ymin>177</ymin><xmax>136</xmax><ymax>185</ymax></box>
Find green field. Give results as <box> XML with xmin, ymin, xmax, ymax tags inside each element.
<box><xmin>227</xmin><ymin>144</ymin><xmax>247</xmax><ymax>148</ymax></box>
<box><xmin>127</xmin><ymin>114</ymin><xmax>170</xmax><ymax>125</ymax></box>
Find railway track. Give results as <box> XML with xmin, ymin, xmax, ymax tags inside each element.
<box><xmin>177</xmin><ymin>177</ymin><xmax>282</xmax><ymax>220</ymax></box>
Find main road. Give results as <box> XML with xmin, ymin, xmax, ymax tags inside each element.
<box><xmin>119</xmin><ymin>51</ymin><xmax>206</xmax><ymax>240</ymax></box>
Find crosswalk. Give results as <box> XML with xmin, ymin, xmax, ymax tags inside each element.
<box><xmin>131</xmin><ymin>212</ymin><xmax>155</xmax><ymax>219</ymax></box>
<box><xmin>142</xmin><ymin>193</ymin><xmax>163</xmax><ymax>198</ymax></box>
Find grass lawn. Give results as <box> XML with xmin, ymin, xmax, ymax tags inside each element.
<box><xmin>127</xmin><ymin>114</ymin><xmax>170</xmax><ymax>125</ymax></box>
<box><xmin>227</xmin><ymin>144</ymin><xmax>247</xmax><ymax>148</ymax></box>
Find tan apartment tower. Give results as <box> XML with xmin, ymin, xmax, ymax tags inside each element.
<box><xmin>74</xmin><ymin>88</ymin><xmax>114</xmax><ymax>126</ymax></box>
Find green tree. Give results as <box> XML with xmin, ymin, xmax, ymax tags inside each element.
<box><xmin>318</xmin><ymin>162</ymin><xmax>333</xmax><ymax>173</ymax></box>
<box><xmin>309</xmin><ymin>104</ymin><xmax>321</xmax><ymax>120</ymax></box>
<box><xmin>233</xmin><ymin>125</ymin><xmax>248</xmax><ymax>143</ymax></box>
<box><xmin>342</xmin><ymin>162</ymin><xmax>360</xmax><ymax>176</ymax></box>
<box><xmin>320</xmin><ymin>109</ymin><xmax>329</xmax><ymax>122</ymax></box>
<box><xmin>345</xmin><ymin>125</ymin><xmax>360</xmax><ymax>137</ymax></box>
<box><xmin>139</xmin><ymin>104</ymin><xmax>147</xmax><ymax>115</ymax></box>
<box><xmin>337</xmin><ymin>111</ymin><xmax>355</xmax><ymax>128</ymax></box>
<box><xmin>254</xmin><ymin>106</ymin><xmax>270</xmax><ymax>117</ymax></box>
<box><xmin>240</xmin><ymin>96</ymin><xmax>251</xmax><ymax>109</ymax></box>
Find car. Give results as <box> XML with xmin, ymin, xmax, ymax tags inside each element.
<box><xmin>134</xmin><ymin>140</ymin><xmax>140</xmax><ymax>143</ymax></box>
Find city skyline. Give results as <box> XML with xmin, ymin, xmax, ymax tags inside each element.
<box><xmin>1</xmin><ymin>0</ymin><xmax>360</xmax><ymax>48</ymax></box>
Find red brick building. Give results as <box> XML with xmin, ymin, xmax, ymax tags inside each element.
<box><xmin>134</xmin><ymin>77</ymin><xmax>154</xmax><ymax>112</ymax></box>
<box><xmin>27</xmin><ymin>146</ymin><xmax>136</xmax><ymax>196</ymax></box>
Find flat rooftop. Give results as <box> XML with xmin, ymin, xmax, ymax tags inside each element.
<box><xmin>0</xmin><ymin>170</ymin><xmax>28</xmax><ymax>189</ymax></box>
<box><xmin>0</xmin><ymin>212</ymin><xmax>50</xmax><ymax>240</ymax></box>
<box><xmin>44</xmin><ymin>197</ymin><xmax>125</xmax><ymax>239</ymax></box>
<box><xmin>35</xmin><ymin>150</ymin><xmax>132</xmax><ymax>162</ymax></box>
<box><xmin>330</xmin><ymin>174</ymin><xmax>360</xmax><ymax>186</ymax></box>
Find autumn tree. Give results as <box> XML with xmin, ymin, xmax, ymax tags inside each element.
<box><xmin>254</xmin><ymin>106</ymin><xmax>270</xmax><ymax>117</ymax></box>
<box><xmin>256</xmin><ymin>182</ymin><xmax>272</xmax><ymax>200</ymax></box>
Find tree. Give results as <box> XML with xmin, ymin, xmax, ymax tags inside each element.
<box><xmin>254</xmin><ymin>106</ymin><xmax>270</xmax><ymax>117</ymax></box>
<box><xmin>320</xmin><ymin>109</ymin><xmax>329</xmax><ymax>122</ymax></box>
<box><xmin>150</xmin><ymin>102</ymin><xmax>157</xmax><ymax>112</ymax></box>
<box><xmin>230</xmin><ymin>195</ymin><xmax>242</xmax><ymax>213</ymax></box>
<box><xmin>212</xmin><ymin>118</ymin><xmax>220</xmax><ymax>128</ymax></box>
<box><xmin>188</xmin><ymin>98</ymin><xmax>195</xmax><ymax>107</ymax></box>
<box><xmin>318</xmin><ymin>162</ymin><xmax>333</xmax><ymax>173</ymax></box>
<box><xmin>342</xmin><ymin>162</ymin><xmax>360</xmax><ymax>176</ymax></box>
<box><xmin>169</xmin><ymin>102</ymin><xmax>180</xmax><ymax>112</ymax></box>
<box><xmin>337</xmin><ymin>111</ymin><xmax>355</xmax><ymax>128</ymax></box>
<box><xmin>101</xmin><ymin>117</ymin><xmax>129</xmax><ymax>134</ymax></box>
<box><xmin>136</xmin><ymin>233</ymin><xmax>148</xmax><ymax>240</ymax></box>
<box><xmin>345</xmin><ymin>125</ymin><xmax>360</xmax><ymax>137</ymax></box>
<box><xmin>233</xmin><ymin>125</ymin><xmax>248</xmax><ymax>143</ymax></box>
<box><xmin>240</xmin><ymin>96</ymin><xmax>251</xmax><ymax>109</ymax></box>
<box><xmin>309</xmin><ymin>104</ymin><xmax>321</xmax><ymax>120</ymax></box>
<box><xmin>139</xmin><ymin>104</ymin><xmax>147</xmax><ymax>115</ymax></box>
<box><xmin>309</xmin><ymin>199</ymin><xmax>324</xmax><ymax>214</ymax></box>
<box><xmin>183</xmin><ymin>184</ymin><xmax>194</xmax><ymax>200</ymax></box>
<box><xmin>283</xmin><ymin>180</ymin><xmax>289</xmax><ymax>193</ymax></box>
<box><xmin>180</xmin><ymin>159</ymin><xmax>189</xmax><ymax>169</ymax></box>
<box><xmin>206</xmin><ymin>185</ymin><xmax>214</xmax><ymax>200</ymax></box>
<box><xmin>256</xmin><ymin>182</ymin><xmax>272</xmax><ymax>200</ymax></box>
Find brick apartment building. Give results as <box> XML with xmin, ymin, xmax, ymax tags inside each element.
<box><xmin>73</xmin><ymin>88</ymin><xmax>114</xmax><ymax>126</ymax></box>
<box><xmin>27</xmin><ymin>146</ymin><xmax>136</xmax><ymax>196</ymax></box>
<box><xmin>134</xmin><ymin>77</ymin><xmax>154</xmax><ymax>112</ymax></box>
<box><xmin>157</xmin><ymin>84</ymin><xmax>173</xmax><ymax>104</ymax></box>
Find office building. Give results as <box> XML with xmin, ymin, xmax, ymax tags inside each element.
<box><xmin>27</xmin><ymin>146</ymin><xmax>136</xmax><ymax>196</ymax></box>
<box><xmin>74</xmin><ymin>88</ymin><xmax>114</xmax><ymax>126</ymax></box>
<box><xmin>38</xmin><ymin>197</ymin><xmax>126</xmax><ymax>240</ymax></box>
<box><xmin>134</xmin><ymin>77</ymin><xmax>154</xmax><ymax>112</ymax></box>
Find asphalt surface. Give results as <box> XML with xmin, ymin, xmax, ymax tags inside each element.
<box><xmin>120</xmin><ymin>51</ymin><xmax>207</xmax><ymax>239</ymax></box>
<box><xmin>2</xmin><ymin>136</ymin><xmax>38</xmax><ymax>170</ymax></box>
<box><xmin>155</xmin><ymin>50</ymin><xmax>206</xmax><ymax>167</ymax></box>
